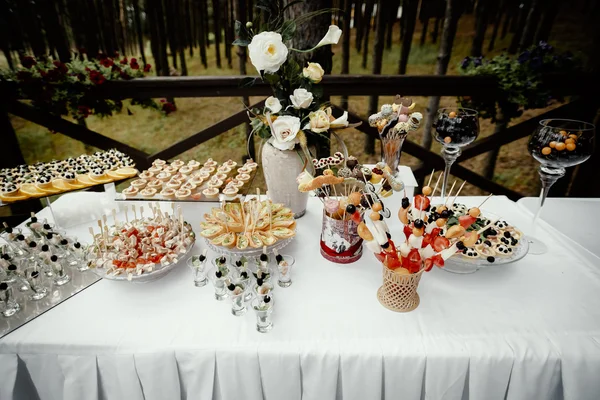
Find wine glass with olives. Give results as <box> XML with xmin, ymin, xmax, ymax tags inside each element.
<box><xmin>526</xmin><ymin>119</ymin><xmax>595</xmax><ymax>254</ymax></box>
<box><xmin>433</xmin><ymin>108</ymin><xmax>480</xmax><ymax>200</ymax></box>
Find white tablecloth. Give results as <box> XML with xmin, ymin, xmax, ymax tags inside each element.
<box><xmin>2</xmin><ymin>194</ymin><xmax>600</xmax><ymax>400</ymax></box>
<box><xmin>517</xmin><ymin>197</ymin><xmax>600</xmax><ymax>260</ymax></box>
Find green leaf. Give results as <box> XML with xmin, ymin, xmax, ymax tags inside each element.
<box><xmin>239</xmin><ymin>77</ymin><xmax>257</xmax><ymax>88</ymax></box>
<box><xmin>263</xmin><ymin>72</ymin><xmax>280</xmax><ymax>85</ymax></box>
<box><xmin>281</xmin><ymin>0</ymin><xmax>304</xmax><ymax>12</ymax></box>
<box><xmin>280</xmin><ymin>20</ymin><xmax>296</xmax><ymax>41</ymax></box>
<box><xmin>311</xmin><ymin>85</ymin><xmax>323</xmax><ymax>99</ymax></box>
<box><xmin>232</xmin><ymin>39</ymin><xmax>250</xmax><ymax>46</ymax></box>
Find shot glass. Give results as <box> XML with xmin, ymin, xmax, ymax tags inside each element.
<box><xmin>253</xmin><ymin>280</ymin><xmax>274</xmax><ymax>302</ymax></box>
<box><xmin>234</xmin><ymin>268</ymin><xmax>253</xmax><ymax>302</ymax></box>
<box><xmin>276</xmin><ymin>254</ymin><xmax>295</xmax><ymax>288</ymax></box>
<box><xmin>0</xmin><ymin>282</ymin><xmax>20</xmax><ymax>317</ymax></box>
<box><xmin>50</xmin><ymin>256</ymin><xmax>70</xmax><ymax>286</ymax></box>
<box><xmin>208</xmin><ymin>267</ymin><xmax>230</xmax><ymax>301</ymax></box>
<box><xmin>252</xmin><ymin>296</ymin><xmax>273</xmax><ymax>333</ymax></box>
<box><xmin>227</xmin><ymin>282</ymin><xmax>247</xmax><ymax>316</ymax></box>
<box><xmin>25</xmin><ymin>267</ymin><xmax>49</xmax><ymax>301</ymax></box>
<box><xmin>187</xmin><ymin>252</ymin><xmax>208</xmax><ymax>287</ymax></box>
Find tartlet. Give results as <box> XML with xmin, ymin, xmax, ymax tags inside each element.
<box><xmin>202</xmin><ymin>187</ymin><xmax>219</xmax><ymax>199</ymax></box>
<box><xmin>147</xmin><ymin>179</ymin><xmax>163</xmax><ymax>189</ymax></box>
<box><xmin>175</xmin><ymin>188</ymin><xmax>192</xmax><ymax>199</ymax></box>
<box><xmin>122</xmin><ymin>186</ymin><xmax>139</xmax><ymax>198</ymax></box>
<box><xmin>139</xmin><ymin>171</ymin><xmax>154</xmax><ymax>180</ymax></box>
<box><xmin>140</xmin><ymin>187</ymin><xmax>157</xmax><ymax>197</ymax></box>
<box><xmin>170</xmin><ymin>159</ymin><xmax>185</xmax><ymax>169</ymax></box>
<box><xmin>187</xmin><ymin>160</ymin><xmax>201</xmax><ymax>170</ymax></box>
<box><xmin>130</xmin><ymin>179</ymin><xmax>148</xmax><ymax>189</ymax></box>
<box><xmin>222</xmin><ymin>186</ymin><xmax>239</xmax><ymax>199</ymax></box>
<box><xmin>156</xmin><ymin>171</ymin><xmax>171</xmax><ymax>182</ymax></box>
<box><xmin>148</xmin><ymin>165</ymin><xmax>163</xmax><ymax>174</ymax></box>
<box><xmin>160</xmin><ymin>188</ymin><xmax>176</xmax><ymax>198</ymax></box>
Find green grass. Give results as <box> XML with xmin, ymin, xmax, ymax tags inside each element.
<box><xmin>2</xmin><ymin>10</ymin><xmax>593</xmax><ymax>199</ymax></box>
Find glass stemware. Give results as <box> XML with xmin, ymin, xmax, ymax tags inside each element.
<box><xmin>526</xmin><ymin>119</ymin><xmax>595</xmax><ymax>254</ymax></box>
<box><xmin>433</xmin><ymin>107</ymin><xmax>480</xmax><ymax>199</ymax></box>
<box><xmin>25</xmin><ymin>266</ymin><xmax>49</xmax><ymax>301</ymax></box>
<box><xmin>227</xmin><ymin>281</ymin><xmax>247</xmax><ymax>316</ymax></box>
<box><xmin>207</xmin><ymin>265</ymin><xmax>231</xmax><ymax>301</ymax></box>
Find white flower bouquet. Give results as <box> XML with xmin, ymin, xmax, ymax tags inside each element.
<box><xmin>234</xmin><ymin>1</ymin><xmax>352</xmax><ymax>152</ymax></box>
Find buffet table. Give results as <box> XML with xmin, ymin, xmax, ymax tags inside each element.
<box><xmin>2</xmin><ymin>193</ymin><xmax>600</xmax><ymax>400</ymax></box>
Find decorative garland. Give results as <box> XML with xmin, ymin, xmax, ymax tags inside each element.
<box><xmin>0</xmin><ymin>53</ymin><xmax>176</xmax><ymax>120</ymax></box>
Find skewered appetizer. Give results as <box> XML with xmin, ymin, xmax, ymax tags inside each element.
<box><xmin>121</xmin><ymin>158</ymin><xmax>257</xmax><ymax>201</ymax></box>
<box><xmin>87</xmin><ymin>204</ymin><xmax>195</xmax><ymax>280</ymax></box>
<box><xmin>200</xmin><ymin>194</ymin><xmax>296</xmax><ymax>251</ymax></box>
<box><xmin>0</xmin><ymin>149</ymin><xmax>136</xmax><ymax>203</ymax></box>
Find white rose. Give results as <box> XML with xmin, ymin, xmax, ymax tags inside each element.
<box><xmin>303</xmin><ymin>62</ymin><xmax>324</xmax><ymax>83</ymax></box>
<box><xmin>270</xmin><ymin>116</ymin><xmax>301</xmax><ymax>151</ymax></box>
<box><xmin>248</xmin><ymin>32</ymin><xmax>288</xmax><ymax>73</ymax></box>
<box><xmin>289</xmin><ymin>88</ymin><xmax>313</xmax><ymax>109</ymax></box>
<box><xmin>330</xmin><ymin>111</ymin><xmax>349</xmax><ymax>129</ymax></box>
<box><xmin>304</xmin><ymin>109</ymin><xmax>330</xmax><ymax>133</ymax></box>
<box><xmin>265</xmin><ymin>96</ymin><xmax>282</xmax><ymax>113</ymax></box>
<box><xmin>315</xmin><ymin>25</ymin><xmax>342</xmax><ymax>48</ymax></box>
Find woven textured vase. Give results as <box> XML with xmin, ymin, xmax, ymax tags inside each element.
<box><xmin>377</xmin><ymin>266</ymin><xmax>424</xmax><ymax>312</ymax></box>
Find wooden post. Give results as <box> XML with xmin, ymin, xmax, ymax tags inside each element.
<box><xmin>471</xmin><ymin>0</ymin><xmax>490</xmax><ymax>57</ymax></box>
<box><xmin>235</xmin><ymin>0</ymin><xmax>254</xmax><ymax>161</ymax></box>
<box><xmin>212</xmin><ymin>0</ymin><xmax>222</xmax><ymax>68</ymax></box>
<box><xmin>132</xmin><ymin>0</ymin><xmax>147</xmax><ymax>65</ymax></box>
<box><xmin>361</xmin><ymin>0</ymin><xmax>375</xmax><ymax>69</ymax></box>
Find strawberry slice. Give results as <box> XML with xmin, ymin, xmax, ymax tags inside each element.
<box><xmin>432</xmin><ymin>236</ymin><xmax>450</xmax><ymax>252</ymax></box>
<box><xmin>432</xmin><ymin>254</ymin><xmax>445</xmax><ymax>267</ymax></box>
<box><xmin>351</xmin><ymin>211</ymin><xmax>362</xmax><ymax>224</ymax></box>
<box><xmin>459</xmin><ymin>215</ymin><xmax>477</xmax><ymax>229</ymax></box>
<box><xmin>414</xmin><ymin>195</ymin><xmax>430</xmax><ymax>211</ymax></box>
<box><xmin>403</xmin><ymin>225</ymin><xmax>412</xmax><ymax>240</ymax></box>
<box><xmin>424</xmin><ymin>258</ymin><xmax>434</xmax><ymax>272</ymax></box>
<box><xmin>385</xmin><ymin>254</ymin><xmax>401</xmax><ymax>270</ymax></box>
<box><xmin>374</xmin><ymin>252</ymin><xmax>386</xmax><ymax>263</ymax></box>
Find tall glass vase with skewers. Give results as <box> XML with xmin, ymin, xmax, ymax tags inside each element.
<box><xmin>432</xmin><ymin>108</ymin><xmax>480</xmax><ymax>200</ymax></box>
<box><xmin>526</xmin><ymin>119</ymin><xmax>595</xmax><ymax>255</ymax></box>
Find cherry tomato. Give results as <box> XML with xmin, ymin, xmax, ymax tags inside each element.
<box><xmin>432</xmin><ymin>236</ymin><xmax>450</xmax><ymax>252</ymax></box>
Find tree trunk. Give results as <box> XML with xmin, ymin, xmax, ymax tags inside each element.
<box><xmin>488</xmin><ymin>0</ymin><xmax>503</xmax><ymax>51</ymax></box>
<box><xmin>508</xmin><ymin>0</ymin><xmax>528</xmax><ymax>54</ymax></box>
<box><xmin>518</xmin><ymin>0</ymin><xmax>540</xmax><ymax>51</ymax></box>
<box><xmin>235</xmin><ymin>0</ymin><xmax>253</xmax><ymax>161</ymax></box>
<box><xmin>341</xmin><ymin>0</ymin><xmax>352</xmax><ymax>109</ymax></box>
<box><xmin>132</xmin><ymin>0</ymin><xmax>147</xmax><ymax>65</ymax></box>
<box><xmin>197</xmin><ymin>0</ymin><xmax>208</xmax><ymax>67</ymax></box>
<box><xmin>176</xmin><ymin>0</ymin><xmax>188</xmax><ymax>75</ymax></box>
<box><xmin>385</xmin><ymin>0</ymin><xmax>399</xmax><ymax>50</ymax></box>
<box><xmin>361</xmin><ymin>0</ymin><xmax>375</xmax><ymax>68</ymax></box>
<box><xmin>354</xmin><ymin>0</ymin><xmax>364</xmax><ymax>52</ymax></box>
<box><xmin>223</xmin><ymin>0</ymin><xmax>233</xmax><ymax>68</ymax></box>
<box><xmin>431</xmin><ymin>16</ymin><xmax>441</xmax><ymax>43</ymax></box>
<box><xmin>154</xmin><ymin>0</ymin><xmax>171</xmax><ymax>79</ymax></box>
<box><xmin>534</xmin><ymin>0</ymin><xmax>559</xmax><ymax>43</ymax></box>
<box><xmin>422</xmin><ymin>0</ymin><xmax>463</xmax><ymax>151</ymax></box>
<box><xmin>365</xmin><ymin>0</ymin><xmax>387</xmax><ymax>155</ymax></box>
<box><xmin>418</xmin><ymin>18</ymin><xmax>428</xmax><ymax>47</ymax></box>
<box><xmin>471</xmin><ymin>0</ymin><xmax>489</xmax><ymax>57</ymax></box>
<box><xmin>501</xmin><ymin>4</ymin><xmax>512</xmax><ymax>39</ymax></box>
<box><xmin>165</xmin><ymin>0</ymin><xmax>178</xmax><ymax>69</ymax></box>
<box><xmin>398</xmin><ymin>0</ymin><xmax>418</xmax><ymax>75</ymax></box>
<box><xmin>186</xmin><ymin>0</ymin><xmax>194</xmax><ymax>57</ymax></box>
<box><xmin>212</xmin><ymin>0</ymin><xmax>222</xmax><ymax>68</ymax></box>
<box><xmin>287</xmin><ymin>0</ymin><xmax>333</xmax><ymax>159</ymax></box>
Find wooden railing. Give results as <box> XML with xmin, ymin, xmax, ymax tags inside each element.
<box><xmin>2</xmin><ymin>73</ymin><xmax>598</xmax><ymax>207</ymax></box>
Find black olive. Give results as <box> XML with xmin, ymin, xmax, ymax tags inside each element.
<box><xmin>424</xmin><ymin>205</ymin><xmax>431</xmax><ymax>212</ymax></box>
<box><xmin>17</xmin><ymin>234</ymin><xmax>25</xmax><ymax>241</ymax></box>
<box><xmin>345</xmin><ymin>204</ymin><xmax>356</xmax><ymax>214</ymax></box>
<box><xmin>215</xmin><ymin>270</ymin><xmax>222</xmax><ymax>278</ymax></box>
<box><xmin>198</xmin><ymin>255</ymin><xmax>206</xmax><ymax>262</ymax></box>
<box><xmin>31</xmin><ymin>217</ymin><xmax>37</xmax><ymax>223</ymax></box>
<box><xmin>504</xmin><ymin>231</ymin><xmax>511</xmax><ymax>238</ymax></box>
<box><xmin>456</xmin><ymin>241</ymin><xmax>465</xmax><ymax>250</ymax></box>
<box><xmin>260</xmin><ymin>254</ymin><xmax>268</xmax><ymax>262</ymax></box>
<box><xmin>50</xmin><ymin>255</ymin><xmax>58</xmax><ymax>262</ymax></box>
<box><xmin>8</xmin><ymin>264</ymin><xmax>17</xmax><ymax>271</ymax></box>
<box><xmin>257</xmin><ymin>278</ymin><xmax>264</xmax><ymax>286</ymax></box>
<box><xmin>227</xmin><ymin>283</ymin><xmax>235</xmax><ymax>291</ymax></box>
<box><xmin>1</xmin><ymin>254</ymin><xmax>9</xmax><ymax>260</ymax></box>
<box><xmin>241</xmin><ymin>271</ymin><xmax>248</xmax><ymax>279</ymax></box>
<box><xmin>41</xmin><ymin>244</ymin><xmax>49</xmax><ymax>252</ymax></box>
<box><xmin>381</xmin><ymin>242</ymin><xmax>390</xmax><ymax>249</ymax></box>
<box><xmin>275</xmin><ymin>254</ymin><xmax>283</xmax><ymax>263</ymax></box>
<box><xmin>440</xmin><ymin>210</ymin><xmax>449</xmax><ymax>218</ymax></box>
<box><xmin>0</xmin><ymin>283</ymin><xmax>7</xmax><ymax>290</ymax></box>
<box><xmin>235</xmin><ymin>260</ymin><xmax>242</xmax><ymax>267</ymax></box>
<box><xmin>31</xmin><ymin>271</ymin><xmax>39</xmax><ymax>278</ymax></box>
<box><xmin>29</xmin><ymin>241</ymin><xmax>37</xmax><ymax>248</ymax></box>
<box><xmin>219</xmin><ymin>256</ymin><xmax>226</xmax><ymax>264</ymax></box>
<box><xmin>60</xmin><ymin>239</ymin><xmax>68</xmax><ymax>245</ymax></box>
<box><xmin>386</xmin><ymin>232</ymin><xmax>392</xmax><ymax>239</ymax></box>
<box><xmin>46</xmin><ymin>233</ymin><xmax>53</xmax><ymax>239</ymax></box>
<box><xmin>43</xmin><ymin>224</ymin><xmax>51</xmax><ymax>230</ymax></box>
<box><xmin>74</xmin><ymin>242</ymin><xmax>81</xmax><ymax>249</ymax></box>
<box><xmin>414</xmin><ymin>219</ymin><xmax>424</xmax><ymax>229</ymax></box>
<box><xmin>401</xmin><ymin>197</ymin><xmax>409</xmax><ymax>209</ymax></box>
<box><xmin>484</xmin><ymin>240</ymin><xmax>492</xmax><ymax>246</ymax></box>
<box><xmin>487</xmin><ymin>256</ymin><xmax>495</xmax><ymax>263</ymax></box>
<box><xmin>264</xmin><ymin>296</ymin><xmax>271</xmax><ymax>303</ymax></box>
<box><xmin>511</xmin><ymin>239</ymin><xmax>518</xmax><ymax>246</ymax></box>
